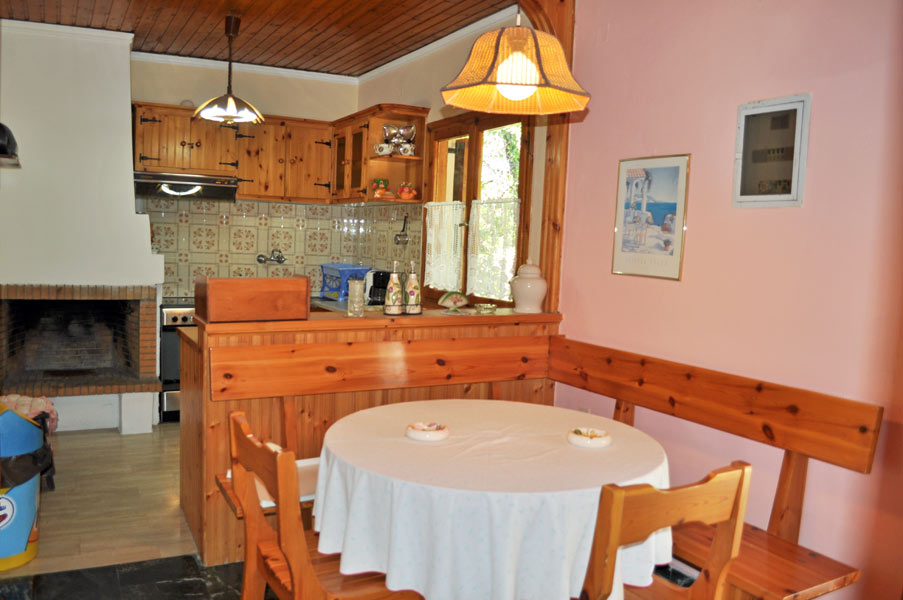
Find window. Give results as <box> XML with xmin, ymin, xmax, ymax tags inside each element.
<box><xmin>423</xmin><ymin>114</ymin><xmax>532</xmax><ymax>304</ymax></box>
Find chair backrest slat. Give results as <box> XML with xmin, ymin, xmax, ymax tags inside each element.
<box><xmin>582</xmin><ymin>461</ymin><xmax>751</xmax><ymax>600</ymax></box>
<box><xmin>229</xmin><ymin>411</ymin><xmax>319</xmax><ymax>600</ymax></box>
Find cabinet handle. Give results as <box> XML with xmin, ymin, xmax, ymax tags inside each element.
<box><xmin>358</xmin><ymin>188</ymin><xmax>367</xmax><ymax>194</ymax></box>
<box><xmin>314</xmin><ymin>140</ymin><xmax>332</xmax><ymax>148</ymax></box>
<box><xmin>289</xmin><ymin>158</ymin><xmax>296</xmax><ymax>165</ymax></box>
<box><xmin>219</xmin><ymin>160</ymin><xmax>238</xmax><ymax>167</ymax></box>
<box><xmin>180</xmin><ymin>140</ymin><xmax>187</xmax><ymax>147</ymax></box>
<box><xmin>278</xmin><ymin>158</ymin><xmax>284</xmax><ymax>164</ymax></box>
<box><xmin>195</xmin><ymin>140</ymin><xmax>202</xmax><ymax>148</ymax></box>
<box><xmin>236</xmin><ymin>177</ymin><xmax>254</xmax><ymax>183</ymax></box>
<box><xmin>140</xmin><ymin>116</ymin><xmax>162</xmax><ymax>124</ymax></box>
<box><xmin>359</xmin><ymin>123</ymin><xmax>369</xmax><ymax>129</ymax></box>
<box><xmin>139</xmin><ymin>154</ymin><xmax>161</xmax><ymax>162</ymax></box>
<box><xmin>314</xmin><ymin>182</ymin><xmax>331</xmax><ymax>191</ymax></box>
<box><xmin>235</xmin><ymin>132</ymin><xmax>255</xmax><ymax>139</ymax></box>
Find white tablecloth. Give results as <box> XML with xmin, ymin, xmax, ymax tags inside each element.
<box><xmin>313</xmin><ymin>400</ymin><xmax>670</xmax><ymax>600</ymax></box>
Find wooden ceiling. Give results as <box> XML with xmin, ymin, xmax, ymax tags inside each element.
<box><xmin>0</xmin><ymin>0</ymin><xmax>516</xmax><ymax>76</ymax></box>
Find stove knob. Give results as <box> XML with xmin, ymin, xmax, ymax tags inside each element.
<box><xmin>181</xmin><ymin>316</ymin><xmax>189</xmax><ymax>323</ymax></box>
<box><xmin>171</xmin><ymin>315</ymin><xmax>179</xmax><ymax>323</ymax></box>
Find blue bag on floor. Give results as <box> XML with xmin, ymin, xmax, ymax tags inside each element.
<box><xmin>0</xmin><ymin>402</ymin><xmax>45</xmax><ymax>570</ymax></box>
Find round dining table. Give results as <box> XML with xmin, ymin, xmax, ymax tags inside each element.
<box><xmin>312</xmin><ymin>400</ymin><xmax>671</xmax><ymax>600</ymax></box>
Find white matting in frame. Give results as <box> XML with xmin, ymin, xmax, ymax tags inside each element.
<box><xmin>612</xmin><ymin>154</ymin><xmax>689</xmax><ymax>280</ymax></box>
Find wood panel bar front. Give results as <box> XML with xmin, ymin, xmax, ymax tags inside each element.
<box><xmin>180</xmin><ymin>309</ymin><xmax>561</xmax><ymax>566</ymax></box>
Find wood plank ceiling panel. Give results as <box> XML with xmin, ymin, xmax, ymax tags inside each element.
<box><xmin>74</xmin><ymin>0</ymin><xmax>95</xmax><ymax>27</ymax></box>
<box><xmin>212</xmin><ymin>0</ymin><xmax>317</xmax><ymax>63</ymax></box>
<box><xmin>338</xmin><ymin>0</ymin><xmax>503</xmax><ymax>76</ymax></box>
<box><xmin>241</xmin><ymin>0</ymin><xmax>352</xmax><ymax>67</ymax></box>
<box><xmin>0</xmin><ymin>0</ymin><xmax>516</xmax><ymax>76</ymax></box>
<box><xmin>268</xmin><ymin>0</ymin><xmax>386</xmax><ymax>69</ymax></box>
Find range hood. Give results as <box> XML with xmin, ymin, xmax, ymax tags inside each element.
<box><xmin>134</xmin><ymin>172</ymin><xmax>238</xmax><ymax>201</ymax></box>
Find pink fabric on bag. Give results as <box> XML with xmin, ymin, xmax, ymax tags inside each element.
<box><xmin>0</xmin><ymin>394</ymin><xmax>58</xmax><ymax>433</ymax></box>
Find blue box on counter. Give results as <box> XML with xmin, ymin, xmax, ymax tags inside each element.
<box><xmin>321</xmin><ymin>263</ymin><xmax>370</xmax><ymax>301</ymax></box>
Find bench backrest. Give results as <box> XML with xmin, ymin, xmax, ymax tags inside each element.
<box><xmin>547</xmin><ymin>336</ymin><xmax>882</xmax><ymax>474</ymax></box>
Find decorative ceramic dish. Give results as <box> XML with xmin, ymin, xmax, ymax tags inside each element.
<box><xmin>567</xmin><ymin>427</ymin><xmax>612</xmax><ymax>448</ymax></box>
<box><xmin>474</xmin><ymin>303</ymin><xmax>497</xmax><ymax>314</ymax></box>
<box><xmin>405</xmin><ymin>422</ymin><xmax>449</xmax><ymax>441</ymax></box>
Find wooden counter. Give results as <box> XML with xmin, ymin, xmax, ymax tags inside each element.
<box><xmin>179</xmin><ymin>309</ymin><xmax>561</xmax><ymax>566</ymax></box>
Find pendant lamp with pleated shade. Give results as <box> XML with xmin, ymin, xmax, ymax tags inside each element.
<box><xmin>441</xmin><ymin>11</ymin><xmax>590</xmax><ymax>115</ymax></box>
<box><xmin>194</xmin><ymin>16</ymin><xmax>264</xmax><ymax>125</ymax></box>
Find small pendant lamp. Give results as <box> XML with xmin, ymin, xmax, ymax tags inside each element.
<box><xmin>441</xmin><ymin>8</ymin><xmax>589</xmax><ymax>115</ymax></box>
<box><xmin>194</xmin><ymin>16</ymin><xmax>264</xmax><ymax>125</ymax></box>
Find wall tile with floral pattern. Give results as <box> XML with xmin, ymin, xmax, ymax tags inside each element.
<box><xmin>305</xmin><ymin>230</ymin><xmax>330</xmax><ymax>255</ymax></box>
<box><xmin>230</xmin><ymin>227</ymin><xmax>258</xmax><ymax>253</ymax></box>
<box><xmin>190</xmin><ymin>225</ymin><xmax>218</xmax><ymax>252</ymax></box>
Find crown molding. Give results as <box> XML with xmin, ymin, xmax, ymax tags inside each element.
<box><xmin>358</xmin><ymin>6</ymin><xmax>518</xmax><ymax>82</ymax></box>
<box><xmin>130</xmin><ymin>52</ymin><xmax>358</xmax><ymax>85</ymax></box>
<box><xmin>0</xmin><ymin>19</ymin><xmax>133</xmax><ymax>45</ymax></box>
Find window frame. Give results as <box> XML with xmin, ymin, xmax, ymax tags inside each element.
<box><xmin>421</xmin><ymin>112</ymin><xmax>533</xmax><ymax>306</ymax></box>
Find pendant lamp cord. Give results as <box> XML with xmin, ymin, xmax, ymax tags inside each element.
<box><xmin>226</xmin><ymin>30</ymin><xmax>233</xmax><ymax>95</ymax></box>
<box><xmin>515</xmin><ymin>1</ymin><xmax>521</xmax><ymax>26</ymax></box>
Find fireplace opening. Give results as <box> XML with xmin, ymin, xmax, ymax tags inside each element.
<box><xmin>3</xmin><ymin>300</ymin><xmax>140</xmax><ymax>389</ymax></box>
<box><xmin>0</xmin><ymin>285</ymin><xmax>161</xmax><ymax>397</ymax></box>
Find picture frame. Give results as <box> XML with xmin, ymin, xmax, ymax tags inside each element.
<box><xmin>612</xmin><ymin>154</ymin><xmax>689</xmax><ymax>280</ymax></box>
<box><xmin>732</xmin><ymin>93</ymin><xmax>811</xmax><ymax>208</ymax></box>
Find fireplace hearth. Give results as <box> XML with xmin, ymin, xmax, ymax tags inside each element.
<box><xmin>0</xmin><ymin>285</ymin><xmax>160</xmax><ymax>397</ymax></box>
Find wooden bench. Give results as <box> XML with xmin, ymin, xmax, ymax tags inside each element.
<box><xmin>548</xmin><ymin>336</ymin><xmax>883</xmax><ymax>600</ymax></box>
<box><xmin>206</xmin><ymin>333</ymin><xmax>882</xmax><ymax>599</ymax></box>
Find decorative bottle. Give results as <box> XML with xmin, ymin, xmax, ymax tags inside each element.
<box><xmin>509</xmin><ymin>262</ymin><xmax>547</xmax><ymax>314</ymax></box>
<box><xmin>383</xmin><ymin>261</ymin><xmax>403</xmax><ymax>316</ymax></box>
<box><xmin>404</xmin><ymin>260</ymin><xmax>422</xmax><ymax>315</ymax></box>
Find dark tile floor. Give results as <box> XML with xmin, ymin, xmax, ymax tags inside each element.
<box><xmin>0</xmin><ymin>555</ymin><xmax>278</xmax><ymax>600</ymax></box>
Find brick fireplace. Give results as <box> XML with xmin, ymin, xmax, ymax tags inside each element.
<box><xmin>0</xmin><ymin>285</ymin><xmax>160</xmax><ymax>397</ymax></box>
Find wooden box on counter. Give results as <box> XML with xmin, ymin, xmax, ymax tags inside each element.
<box><xmin>195</xmin><ymin>276</ymin><xmax>310</xmax><ymax>322</ymax></box>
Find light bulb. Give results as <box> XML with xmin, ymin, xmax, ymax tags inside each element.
<box><xmin>160</xmin><ymin>184</ymin><xmax>203</xmax><ymax>197</ymax></box>
<box><xmin>496</xmin><ymin>51</ymin><xmax>539</xmax><ymax>102</ymax></box>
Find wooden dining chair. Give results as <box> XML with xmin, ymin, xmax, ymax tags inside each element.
<box><xmin>579</xmin><ymin>461</ymin><xmax>752</xmax><ymax>600</ymax></box>
<box><xmin>229</xmin><ymin>411</ymin><xmax>424</xmax><ymax>600</ymax></box>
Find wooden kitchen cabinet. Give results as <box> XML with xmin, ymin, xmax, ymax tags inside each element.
<box><xmin>133</xmin><ymin>103</ymin><xmax>236</xmax><ymax>175</ymax></box>
<box><xmin>331</xmin><ymin>104</ymin><xmax>429</xmax><ymax>204</ymax></box>
<box><xmin>236</xmin><ymin>120</ymin><xmax>286</xmax><ymax>199</ymax></box>
<box><xmin>285</xmin><ymin>123</ymin><xmax>332</xmax><ymax>200</ymax></box>
<box><xmin>235</xmin><ymin>118</ymin><xmax>334</xmax><ymax>203</ymax></box>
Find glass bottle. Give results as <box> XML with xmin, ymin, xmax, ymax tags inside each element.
<box><xmin>404</xmin><ymin>260</ymin><xmax>422</xmax><ymax>315</ymax></box>
<box><xmin>383</xmin><ymin>261</ymin><xmax>403</xmax><ymax>315</ymax></box>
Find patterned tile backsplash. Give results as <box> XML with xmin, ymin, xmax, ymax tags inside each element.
<box><xmin>139</xmin><ymin>198</ymin><xmax>423</xmax><ymax>298</ymax></box>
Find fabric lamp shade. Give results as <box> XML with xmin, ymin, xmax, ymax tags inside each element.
<box><xmin>441</xmin><ymin>26</ymin><xmax>590</xmax><ymax>115</ymax></box>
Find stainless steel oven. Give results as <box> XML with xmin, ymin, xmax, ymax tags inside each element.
<box><xmin>160</xmin><ymin>300</ymin><xmax>195</xmax><ymax>422</ymax></box>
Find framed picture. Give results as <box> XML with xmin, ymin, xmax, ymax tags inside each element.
<box><xmin>612</xmin><ymin>154</ymin><xmax>689</xmax><ymax>280</ymax></box>
<box><xmin>732</xmin><ymin>93</ymin><xmax>811</xmax><ymax>208</ymax></box>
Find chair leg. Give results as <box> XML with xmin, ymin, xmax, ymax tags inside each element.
<box><xmin>241</xmin><ymin>557</ymin><xmax>267</xmax><ymax>600</ymax></box>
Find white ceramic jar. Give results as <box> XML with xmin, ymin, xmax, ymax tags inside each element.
<box><xmin>510</xmin><ymin>263</ymin><xmax>547</xmax><ymax>313</ymax></box>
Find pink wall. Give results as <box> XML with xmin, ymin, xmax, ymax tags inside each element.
<box><xmin>558</xmin><ymin>1</ymin><xmax>903</xmax><ymax>597</ymax></box>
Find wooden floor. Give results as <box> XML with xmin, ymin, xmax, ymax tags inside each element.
<box><xmin>0</xmin><ymin>423</ymin><xmax>197</xmax><ymax>578</ymax></box>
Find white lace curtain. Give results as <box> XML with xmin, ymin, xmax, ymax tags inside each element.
<box><xmin>424</xmin><ymin>201</ymin><xmax>466</xmax><ymax>292</ymax></box>
<box><xmin>467</xmin><ymin>198</ymin><xmax>520</xmax><ymax>301</ymax></box>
